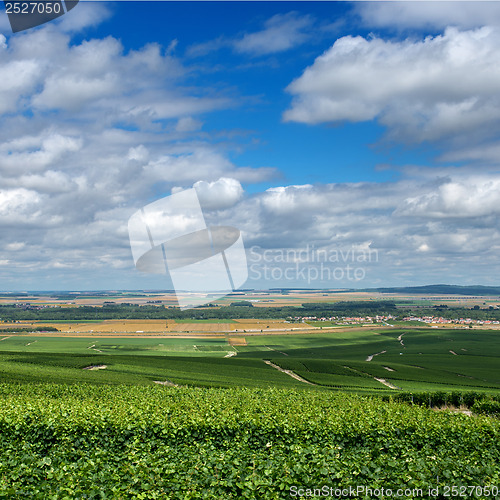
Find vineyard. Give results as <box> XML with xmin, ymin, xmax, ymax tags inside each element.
<box><xmin>0</xmin><ymin>328</ymin><xmax>499</xmax><ymax>394</ymax></box>
<box><xmin>0</xmin><ymin>384</ymin><xmax>498</xmax><ymax>499</ymax></box>
<box><xmin>0</xmin><ymin>319</ymin><xmax>499</xmax><ymax>498</ymax></box>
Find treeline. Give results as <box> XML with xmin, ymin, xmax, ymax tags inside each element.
<box><xmin>404</xmin><ymin>306</ymin><xmax>500</xmax><ymax>321</ymax></box>
<box><xmin>0</xmin><ymin>302</ymin><xmax>396</xmax><ymax>321</ymax></box>
<box><xmin>1</xmin><ymin>301</ymin><xmax>500</xmax><ymax>321</ymax></box>
<box><xmin>0</xmin><ymin>326</ymin><xmax>59</xmax><ymax>333</ymax></box>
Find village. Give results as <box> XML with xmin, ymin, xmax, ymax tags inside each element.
<box><xmin>292</xmin><ymin>314</ymin><xmax>500</xmax><ymax>327</ymax></box>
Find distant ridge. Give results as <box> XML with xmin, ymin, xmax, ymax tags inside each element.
<box><xmin>367</xmin><ymin>284</ymin><xmax>500</xmax><ymax>296</ymax></box>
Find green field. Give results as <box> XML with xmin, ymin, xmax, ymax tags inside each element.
<box><xmin>0</xmin><ymin>328</ymin><xmax>498</xmax><ymax>394</ymax></box>
<box><xmin>386</xmin><ymin>320</ymin><xmax>430</xmax><ymax>326</ymax></box>
<box><xmin>305</xmin><ymin>321</ymin><xmax>339</xmax><ymax>327</ymax></box>
<box><xmin>0</xmin><ymin>336</ymin><xmax>233</xmax><ymax>357</ymax></box>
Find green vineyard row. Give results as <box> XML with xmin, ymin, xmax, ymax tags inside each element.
<box><xmin>0</xmin><ymin>384</ymin><xmax>498</xmax><ymax>499</ymax></box>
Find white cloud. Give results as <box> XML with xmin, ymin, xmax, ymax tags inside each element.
<box><xmin>438</xmin><ymin>142</ymin><xmax>500</xmax><ymax>165</ymax></box>
<box><xmin>284</xmin><ymin>27</ymin><xmax>500</xmax><ymax>145</ymax></box>
<box><xmin>1</xmin><ymin>6</ymin><xmax>499</xmax><ymax>289</ymax></box>
<box><xmin>0</xmin><ymin>188</ymin><xmax>41</xmax><ymax>219</ymax></box>
<box><xmin>7</xmin><ymin>26</ymin><xmax>69</xmax><ymax>59</ymax></box>
<box><xmin>0</xmin><ymin>13</ymin><xmax>11</xmax><ymax>33</ymax></box>
<box><xmin>0</xmin><ymin>22</ymin><xmax>279</xmax><ymax>289</ymax></box>
<box><xmin>187</xmin><ymin>12</ymin><xmax>315</xmax><ymax>58</ymax></box>
<box><xmin>5</xmin><ymin>242</ymin><xmax>25</xmax><ymax>251</ymax></box>
<box><xmin>3</xmin><ymin>170</ymin><xmax>75</xmax><ymax>194</ymax></box>
<box><xmin>1</xmin><ymin>2</ymin><xmax>110</xmax><ymax>35</ymax></box>
<box><xmin>28</xmin><ymin>37</ymin><xmax>201</xmax><ymax>116</ymax></box>
<box><xmin>0</xmin><ymin>30</ymin><xmax>225</xmax><ymax>121</ymax></box>
<box><xmin>127</xmin><ymin>145</ymin><xmax>149</xmax><ymax>162</ymax></box>
<box><xmin>194</xmin><ymin>177</ymin><xmax>244</xmax><ymax>210</ymax></box>
<box><xmin>176</xmin><ymin>117</ymin><xmax>203</xmax><ymax>132</ymax></box>
<box><xmin>0</xmin><ymin>59</ymin><xmax>41</xmax><ymax>114</ymax></box>
<box><xmin>34</xmin><ymin>71</ymin><xmax>119</xmax><ymax>111</ymax></box>
<box><xmin>56</xmin><ymin>2</ymin><xmax>112</xmax><ymax>33</ymax></box>
<box><xmin>261</xmin><ymin>184</ymin><xmax>317</xmax><ymax>214</ymax></box>
<box><xmin>222</xmin><ymin>177</ymin><xmax>500</xmax><ymax>286</ymax></box>
<box><xmin>234</xmin><ymin>12</ymin><xmax>313</xmax><ymax>56</ymax></box>
<box><xmin>0</xmin><ymin>132</ymin><xmax>82</xmax><ymax>173</ymax></box>
<box><xmin>395</xmin><ymin>177</ymin><xmax>500</xmax><ymax>218</ymax></box>
<box><xmin>355</xmin><ymin>2</ymin><xmax>500</xmax><ymax>31</ymax></box>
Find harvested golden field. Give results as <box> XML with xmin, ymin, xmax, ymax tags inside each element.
<box><xmin>0</xmin><ymin>318</ymin><xmax>322</xmax><ymax>336</ymax></box>
<box><xmin>231</xmin><ymin>319</ymin><xmax>319</xmax><ymax>332</ymax></box>
<box><xmin>167</xmin><ymin>322</ymin><xmax>237</xmax><ymax>333</ymax></box>
<box><xmin>0</xmin><ymin>319</ymin><xmax>240</xmax><ymax>335</ymax></box>
<box><xmin>0</xmin><ymin>320</ymin><xmax>169</xmax><ymax>334</ymax></box>
<box><xmin>228</xmin><ymin>337</ymin><xmax>247</xmax><ymax>346</ymax></box>
<box><xmin>66</xmin><ymin>320</ymin><xmax>169</xmax><ymax>333</ymax></box>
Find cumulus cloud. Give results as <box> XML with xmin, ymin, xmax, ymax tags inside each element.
<box><xmin>185</xmin><ymin>37</ymin><xmax>228</xmax><ymax>59</ymax></box>
<box><xmin>1</xmin><ymin>5</ymin><xmax>498</xmax><ymax>290</ymax></box>
<box><xmin>395</xmin><ymin>177</ymin><xmax>500</xmax><ymax>218</ymax></box>
<box><xmin>193</xmin><ymin>177</ymin><xmax>244</xmax><ymax>210</ymax></box>
<box><xmin>0</xmin><ymin>13</ymin><xmax>11</xmax><ymax>33</ymax></box>
<box><xmin>142</xmin><ymin>149</ymin><xmax>273</xmax><ymax>187</ymax></box>
<box><xmin>0</xmin><ymin>22</ymin><xmax>278</xmax><ymax>289</ymax></box>
<box><xmin>439</xmin><ymin>143</ymin><xmax>500</xmax><ymax>165</ymax></box>
<box><xmin>217</xmin><ymin>177</ymin><xmax>500</xmax><ymax>286</ymax></box>
<box><xmin>284</xmin><ymin>27</ymin><xmax>500</xmax><ymax>146</ymax></box>
<box><xmin>3</xmin><ymin>170</ymin><xmax>76</xmax><ymax>194</ymax></box>
<box><xmin>0</xmin><ymin>132</ymin><xmax>82</xmax><ymax>173</ymax></box>
<box><xmin>0</xmin><ymin>29</ymin><xmax>225</xmax><ymax>120</ymax></box>
<box><xmin>56</xmin><ymin>2</ymin><xmax>112</xmax><ymax>33</ymax></box>
<box><xmin>0</xmin><ymin>188</ymin><xmax>40</xmax><ymax>215</ymax></box>
<box><xmin>0</xmin><ymin>59</ymin><xmax>41</xmax><ymax>114</ymax></box>
<box><xmin>355</xmin><ymin>1</ymin><xmax>500</xmax><ymax>31</ymax></box>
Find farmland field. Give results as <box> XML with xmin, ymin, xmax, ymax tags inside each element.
<box><xmin>0</xmin><ymin>318</ymin><xmax>321</xmax><ymax>334</ymax></box>
<box><xmin>0</xmin><ymin>328</ymin><xmax>499</xmax><ymax>394</ymax></box>
<box><xmin>0</xmin><ymin>304</ymin><xmax>499</xmax><ymax>498</ymax></box>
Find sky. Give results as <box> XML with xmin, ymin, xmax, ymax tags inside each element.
<box><xmin>1</xmin><ymin>1</ymin><xmax>500</xmax><ymax>291</ymax></box>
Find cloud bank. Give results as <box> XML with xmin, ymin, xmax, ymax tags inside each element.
<box><xmin>1</xmin><ymin>4</ymin><xmax>499</xmax><ymax>290</ymax></box>
<box><xmin>284</xmin><ymin>27</ymin><xmax>500</xmax><ymax>148</ymax></box>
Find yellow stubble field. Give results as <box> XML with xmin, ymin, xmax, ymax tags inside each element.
<box><xmin>0</xmin><ymin>319</ymin><xmax>321</xmax><ymax>336</ymax></box>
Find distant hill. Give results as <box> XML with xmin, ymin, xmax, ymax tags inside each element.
<box><xmin>365</xmin><ymin>284</ymin><xmax>500</xmax><ymax>296</ymax></box>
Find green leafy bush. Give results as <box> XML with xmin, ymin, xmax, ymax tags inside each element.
<box><xmin>472</xmin><ymin>399</ymin><xmax>500</xmax><ymax>416</ymax></box>
<box><xmin>0</xmin><ymin>384</ymin><xmax>498</xmax><ymax>498</ymax></box>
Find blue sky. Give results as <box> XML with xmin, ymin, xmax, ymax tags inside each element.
<box><xmin>1</xmin><ymin>1</ymin><xmax>500</xmax><ymax>292</ymax></box>
<box><xmin>89</xmin><ymin>2</ymin><xmax>436</xmax><ymax>186</ymax></box>
<box><xmin>92</xmin><ymin>2</ymin><xmax>389</xmax><ymax>186</ymax></box>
